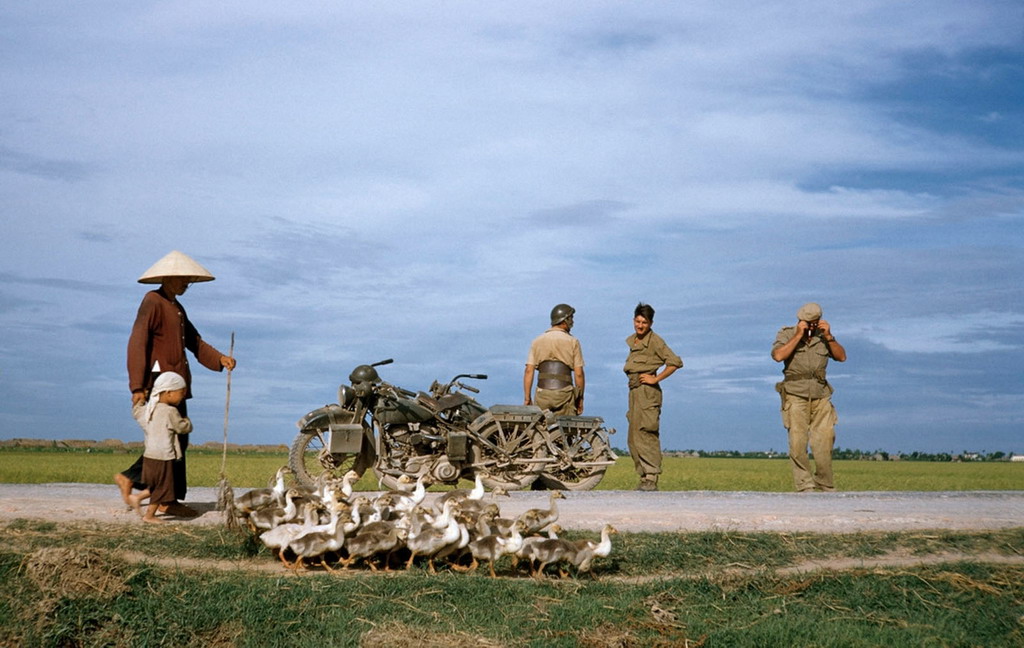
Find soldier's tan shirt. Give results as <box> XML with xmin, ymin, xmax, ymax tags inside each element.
<box><xmin>772</xmin><ymin>326</ymin><xmax>834</xmax><ymax>399</ymax></box>
<box><xmin>526</xmin><ymin>327</ymin><xmax>584</xmax><ymax>369</ymax></box>
<box><xmin>623</xmin><ymin>331</ymin><xmax>682</xmax><ymax>375</ymax></box>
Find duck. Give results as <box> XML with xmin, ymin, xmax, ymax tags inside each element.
<box><xmin>431</xmin><ymin>516</ymin><xmax>472</xmax><ymax>569</ymax></box>
<box><xmin>480</xmin><ymin>509</ymin><xmax>519</xmax><ymax>538</ymax></box>
<box><xmin>338</xmin><ymin>469</ymin><xmax>361</xmax><ymax>502</ymax></box>
<box><xmin>338</xmin><ymin>497</ymin><xmax>366</xmax><ymax>536</ymax></box>
<box><xmin>258</xmin><ymin>501</ymin><xmax>320</xmax><ymax>566</ymax></box>
<box><xmin>513</xmin><ymin>523</ymin><xmax>562</xmax><ymax>570</ymax></box>
<box><xmin>340</xmin><ymin>524</ymin><xmax>405</xmax><ymax>571</ymax></box>
<box><xmin>568</xmin><ymin>524</ymin><xmax>618</xmax><ymax>574</ymax></box>
<box><xmin>450</xmin><ymin>486</ymin><xmax>510</xmax><ymax>518</ymax></box>
<box><xmin>519</xmin><ymin>537</ymin><xmax>577</xmax><ymax>579</ymax></box>
<box><xmin>373</xmin><ymin>474</ymin><xmax>428</xmax><ymax>515</ymax></box>
<box><xmin>291</xmin><ymin>473</ymin><xmax>330</xmax><ymax>511</ymax></box>
<box><xmin>464</xmin><ymin>520</ymin><xmax>526</xmax><ymax>578</ymax></box>
<box><xmin>286</xmin><ymin>503</ymin><xmax>347</xmax><ymax>571</ymax></box>
<box><xmin>404</xmin><ymin>500</ymin><xmax>462</xmax><ymax>574</ymax></box>
<box><xmin>249</xmin><ymin>488</ymin><xmax>301</xmax><ymax>532</ymax></box>
<box><xmin>234</xmin><ymin>465</ymin><xmax>289</xmax><ymax>515</ymax></box>
<box><xmin>516</xmin><ymin>490</ymin><xmax>566</xmax><ymax>535</ymax></box>
<box><xmin>436</xmin><ymin>473</ymin><xmax>484</xmax><ymax>507</ymax></box>
<box><xmin>285</xmin><ymin>494</ymin><xmax>346</xmax><ymax>549</ymax></box>
<box><xmin>460</xmin><ymin>502</ymin><xmax>501</xmax><ymax>538</ymax></box>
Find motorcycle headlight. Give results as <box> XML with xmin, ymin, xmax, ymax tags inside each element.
<box><xmin>337</xmin><ymin>384</ymin><xmax>356</xmax><ymax>407</ymax></box>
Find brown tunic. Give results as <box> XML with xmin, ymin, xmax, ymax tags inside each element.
<box><xmin>127</xmin><ymin>289</ymin><xmax>224</xmax><ymax>397</ymax></box>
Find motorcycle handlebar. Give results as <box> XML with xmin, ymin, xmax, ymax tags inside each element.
<box><xmin>452</xmin><ymin>373</ymin><xmax>487</xmax><ymax>381</ymax></box>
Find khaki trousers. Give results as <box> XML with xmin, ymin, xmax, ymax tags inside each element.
<box><xmin>535</xmin><ymin>386</ymin><xmax>576</xmax><ymax>417</ymax></box>
<box><xmin>780</xmin><ymin>392</ymin><xmax>837</xmax><ymax>492</ymax></box>
<box><xmin>627</xmin><ymin>383</ymin><xmax>663</xmax><ymax>479</ymax></box>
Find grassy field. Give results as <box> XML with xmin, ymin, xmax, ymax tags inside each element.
<box><xmin>1</xmin><ymin>448</ymin><xmax>1022</xmax><ymax>491</ymax></box>
<box><xmin>3</xmin><ymin>449</ymin><xmax>1022</xmax><ymax>646</ymax></box>
<box><xmin>2</xmin><ymin>520</ymin><xmax>1022</xmax><ymax>647</ymax></box>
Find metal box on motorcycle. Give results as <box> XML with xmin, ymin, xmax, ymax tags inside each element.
<box><xmin>328</xmin><ymin>423</ymin><xmax>365</xmax><ymax>454</ymax></box>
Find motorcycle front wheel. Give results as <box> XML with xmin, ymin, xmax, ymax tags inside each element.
<box><xmin>288</xmin><ymin>431</ymin><xmax>359</xmax><ymax>492</ymax></box>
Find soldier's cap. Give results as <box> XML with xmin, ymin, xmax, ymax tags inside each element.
<box><xmin>138</xmin><ymin>250</ymin><xmax>215</xmax><ymax>284</ymax></box>
<box><xmin>797</xmin><ymin>302</ymin><xmax>822</xmax><ymax>322</ymax></box>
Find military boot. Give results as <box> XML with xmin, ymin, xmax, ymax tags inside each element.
<box><xmin>636</xmin><ymin>476</ymin><xmax>658</xmax><ymax>491</ymax></box>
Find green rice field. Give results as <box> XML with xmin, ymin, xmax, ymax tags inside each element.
<box><xmin>1</xmin><ymin>448</ymin><xmax>1021</xmax><ymax>491</ymax></box>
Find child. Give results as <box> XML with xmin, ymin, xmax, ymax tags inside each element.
<box><xmin>128</xmin><ymin>372</ymin><xmax>192</xmax><ymax>523</ymax></box>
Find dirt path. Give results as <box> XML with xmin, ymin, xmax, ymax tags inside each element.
<box><xmin>2</xmin><ymin>483</ymin><xmax>1022</xmax><ymax>533</ymax></box>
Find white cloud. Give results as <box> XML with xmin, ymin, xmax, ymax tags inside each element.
<box><xmin>849</xmin><ymin>312</ymin><xmax>1024</xmax><ymax>354</ymax></box>
<box><xmin>1</xmin><ymin>1</ymin><xmax>1022</xmax><ymax>454</ymax></box>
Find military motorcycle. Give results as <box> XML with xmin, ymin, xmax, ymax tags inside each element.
<box><xmin>288</xmin><ymin>359</ymin><xmax>617</xmax><ymax>492</ymax></box>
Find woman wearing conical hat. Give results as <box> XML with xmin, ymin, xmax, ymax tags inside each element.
<box><xmin>114</xmin><ymin>251</ymin><xmax>237</xmax><ymax>516</ymax></box>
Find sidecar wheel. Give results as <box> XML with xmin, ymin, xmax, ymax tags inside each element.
<box><xmin>288</xmin><ymin>432</ymin><xmax>358</xmax><ymax>492</ymax></box>
<box><xmin>536</xmin><ymin>423</ymin><xmax>612</xmax><ymax>491</ymax></box>
<box><xmin>468</xmin><ymin>412</ymin><xmax>547</xmax><ymax>491</ymax></box>
<box><xmin>537</xmin><ymin>465</ymin><xmax>607</xmax><ymax>491</ymax></box>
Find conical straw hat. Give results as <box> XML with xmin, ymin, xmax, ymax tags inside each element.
<box><xmin>137</xmin><ymin>250</ymin><xmax>215</xmax><ymax>284</ymax></box>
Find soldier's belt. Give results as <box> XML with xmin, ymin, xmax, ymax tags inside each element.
<box><xmin>783</xmin><ymin>372</ymin><xmax>826</xmax><ymax>382</ymax></box>
<box><xmin>538</xmin><ymin>360</ymin><xmax>572</xmax><ymax>389</ymax></box>
<box><xmin>538</xmin><ymin>374</ymin><xmax>572</xmax><ymax>389</ymax></box>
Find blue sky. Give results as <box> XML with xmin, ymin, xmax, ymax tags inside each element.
<box><xmin>1</xmin><ymin>2</ymin><xmax>1022</xmax><ymax>456</ymax></box>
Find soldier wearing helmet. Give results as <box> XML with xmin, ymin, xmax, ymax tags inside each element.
<box><xmin>523</xmin><ymin>304</ymin><xmax>585</xmax><ymax>416</ymax></box>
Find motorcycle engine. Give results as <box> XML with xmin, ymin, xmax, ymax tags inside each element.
<box><xmin>386</xmin><ymin>423</ymin><xmax>440</xmax><ymax>452</ymax></box>
<box><xmin>384</xmin><ymin>423</ymin><xmax>461</xmax><ymax>484</ymax></box>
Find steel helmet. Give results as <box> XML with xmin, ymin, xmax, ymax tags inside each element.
<box><xmin>550</xmin><ymin>303</ymin><xmax>575</xmax><ymax>326</ymax></box>
<box><xmin>348</xmin><ymin>364</ymin><xmax>381</xmax><ymax>385</ymax></box>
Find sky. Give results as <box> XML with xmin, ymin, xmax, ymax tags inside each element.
<box><xmin>1</xmin><ymin>2</ymin><xmax>1022</xmax><ymax>456</ymax></box>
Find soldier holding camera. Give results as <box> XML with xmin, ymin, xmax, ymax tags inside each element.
<box><xmin>772</xmin><ymin>302</ymin><xmax>847</xmax><ymax>492</ymax></box>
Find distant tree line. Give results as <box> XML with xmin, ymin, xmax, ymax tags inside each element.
<box><xmin>611</xmin><ymin>447</ymin><xmax>1019</xmax><ymax>462</ymax></box>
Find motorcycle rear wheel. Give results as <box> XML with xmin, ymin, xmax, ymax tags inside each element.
<box><xmin>468</xmin><ymin>412</ymin><xmax>547</xmax><ymax>491</ymax></box>
<box><xmin>288</xmin><ymin>431</ymin><xmax>359</xmax><ymax>492</ymax></box>
<box><xmin>536</xmin><ymin>428</ymin><xmax>611</xmax><ymax>491</ymax></box>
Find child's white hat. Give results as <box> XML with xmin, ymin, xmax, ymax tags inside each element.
<box><xmin>146</xmin><ymin>372</ymin><xmax>187</xmax><ymax>421</ymax></box>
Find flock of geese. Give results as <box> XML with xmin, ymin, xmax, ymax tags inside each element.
<box><xmin>232</xmin><ymin>467</ymin><xmax>617</xmax><ymax>578</ymax></box>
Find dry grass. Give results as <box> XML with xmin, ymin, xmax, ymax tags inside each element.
<box><xmin>21</xmin><ymin>547</ymin><xmax>130</xmax><ymax>602</ymax></box>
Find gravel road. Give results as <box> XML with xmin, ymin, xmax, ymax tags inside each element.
<box><xmin>2</xmin><ymin>483</ymin><xmax>1022</xmax><ymax>533</ymax></box>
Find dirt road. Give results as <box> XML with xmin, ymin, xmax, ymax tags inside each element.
<box><xmin>2</xmin><ymin>483</ymin><xmax>1022</xmax><ymax>532</ymax></box>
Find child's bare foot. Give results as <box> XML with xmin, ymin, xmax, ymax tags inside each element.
<box><xmin>141</xmin><ymin>515</ymin><xmax>164</xmax><ymax>524</ymax></box>
<box><xmin>128</xmin><ymin>493</ymin><xmax>144</xmax><ymax>517</ymax></box>
<box><xmin>114</xmin><ymin>473</ymin><xmax>133</xmax><ymax>508</ymax></box>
